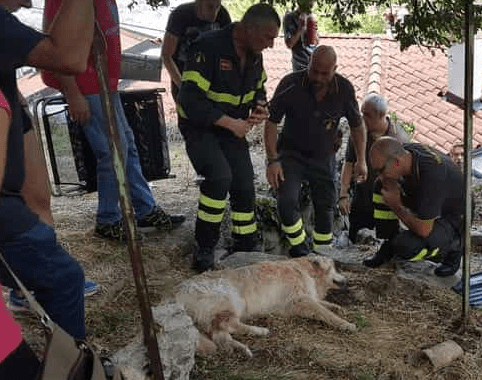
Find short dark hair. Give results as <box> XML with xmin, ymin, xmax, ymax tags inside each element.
<box><xmin>241</xmin><ymin>3</ymin><xmax>281</xmax><ymax>28</ymax></box>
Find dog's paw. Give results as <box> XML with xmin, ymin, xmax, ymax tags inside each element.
<box><xmin>252</xmin><ymin>326</ymin><xmax>270</xmax><ymax>336</ymax></box>
<box><xmin>342</xmin><ymin>322</ymin><xmax>357</xmax><ymax>333</ymax></box>
<box><xmin>243</xmin><ymin>347</ymin><xmax>253</xmax><ymax>358</ymax></box>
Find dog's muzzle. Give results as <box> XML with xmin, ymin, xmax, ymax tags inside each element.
<box><xmin>333</xmin><ymin>277</ymin><xmax>348</xmax><ymax>289</ymax></box>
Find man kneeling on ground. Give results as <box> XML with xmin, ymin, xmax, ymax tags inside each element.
<box><xmin>363</xmin><ymin>137</ymin><xmax>464</xmax><ymax>277</ymax></box>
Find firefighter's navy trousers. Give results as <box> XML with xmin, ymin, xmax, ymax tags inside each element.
<box><xmin>277</xmin><ymin>155</ymin><xmax>336</xmax><ymax>250</ymax></box>
<box><xmin>182</xmin><ymin>127</ymin><xmax>257</xmax><ymax>249</ymax></box>
<box><xmin>373</xmin><ymin>180</ymin><xmax>461</xmax><ymax>263</ymax></box>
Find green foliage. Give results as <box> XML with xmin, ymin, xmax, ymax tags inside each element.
<box><xmin>224</xmin><ymin>0</ymin><xmax>265</xmax><ymax>21</ymax></box>
<box><xmin>393</xmin><ymin>0</ymin><xmax>482</xmax><ymax>51</ymax></box>
<box><xmin>389</xmin><ymin>112</ymin><xmax>415</xmax><ymax>138</ymax></box>
<box><xmin>354</xmin><ymin>314</ymin><xmax>370</xmax><ymax>328</ymax></box>
<box><xmin>317</xmin><ymin>8</ymin><xmax>385</xmax><ymax>34</ymax></box>
<box><xmin>143</xmin><ymin>0</ymin><xmax>482</xmax><ymax>51</ymax></box>
<box><xmin>225</xmin><ymin>0</ymin><xmax>385</xmax><ymax>35</ymax></box>
<box><xmin>357</xmin><ymin>9</ymin><xmax>386</xmax><ymax>34</ymax></box>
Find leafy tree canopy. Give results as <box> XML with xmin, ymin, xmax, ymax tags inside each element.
<box><xmin>139</xmin><ymin>0</ymin><xmax>482</xmax><ymax>51</ymax></box>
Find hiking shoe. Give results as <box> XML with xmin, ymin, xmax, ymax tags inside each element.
<box><xmin>193</xmin><ymin>245</ymin><xmax>215</xmax><ymax>273</ymax></box>
<box><xmin>84</xmin><ymin>280</ymin><xmax>100</xmax><ymax>297</ymax></box>
<box><xmin>94</xmin><ymin>221</ymin><xmax>142</xmax><ymax>242</ymax></box>
<box><xmin>8</xmin><ymin>281</ymin><xmax>100</xmax><ymax>312</ymax></box>
<box><xmin>95</xmin><ymin>221</ymin><xmax>125</xmax><ymax>241</ymax></box>
<box><xmin>137</xmin><ymin>206</ymin><xmax>185</xmax><ymax>232</ymax></box>
<box><xmin>8</xmin><ymin>289</ymin><xmax>31</xmax><ymax>312</ymax></box>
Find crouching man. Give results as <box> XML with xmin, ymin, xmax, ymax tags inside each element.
<box><xmin>364</xmin><ymin>137</ymin><xmax>464</xmax><ymax>277</ymax></box>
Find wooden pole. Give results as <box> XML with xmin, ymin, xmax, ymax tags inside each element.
<box><xmin>92</xmin><ymin>24</ymin><xmax>165</xmax><ymax>380</ymax></box>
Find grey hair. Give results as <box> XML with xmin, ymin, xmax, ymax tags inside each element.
<box><xmin>362</xmin><ymin>93</ymin><xmax>388</xmax><ymax>115</ymax></box>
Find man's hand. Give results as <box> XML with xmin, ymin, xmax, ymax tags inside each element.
<box><xmin>339</xmin><ymin>197</ymin><xmax>350</xmax><ymax>215</ymax></box>
<box><xmin>381</xmin><ymin>179</ymin><xmax>402</xmax><ymax>210</ymax></box>
<box><xmin>247</xmin><ymin>101</ymin><xmax>269</xmax><ymax>127</ymax></box>
<box><xmin>67</xmin><ymin>92</ymin><xmax>91</xmax><ymax>125</ymax></box>
<box><xmin>266</xmin><ymin>163</ymin><xmax>284</xmax><ymax>190</ymax></box>
<box><xmin>353</xmin><ymin>159</ymin><xmax>368</xmax><ymax>183</ymax></box>
<box><xmin>229</xmin><ymin>118</ymin><xmax>253</xmax><ymax>139</ymax></box>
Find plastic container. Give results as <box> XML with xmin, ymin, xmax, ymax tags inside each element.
<box><xmin>306</xmin><ymin>14</ymin><xmax>317</xmax><ymax>45</ymax></box>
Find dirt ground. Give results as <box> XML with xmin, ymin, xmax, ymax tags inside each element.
<box><xmin>12</xmin><ymin>140</ymin><xmax>482</xmax><ymax>380</ymax></box>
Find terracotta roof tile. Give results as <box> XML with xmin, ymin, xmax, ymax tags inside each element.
<box><xmin>18</xmin><ymin>32</ymin><xmax>482</xmax><ymax>154</ymax></box>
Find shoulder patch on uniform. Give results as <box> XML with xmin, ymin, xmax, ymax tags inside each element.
<box><xmin>219</xmin><ymin>58</ymin><xmax>232</xmax><ymax>71</ymax></box>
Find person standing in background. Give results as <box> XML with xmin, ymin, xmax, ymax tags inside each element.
<box><xmin>42</xmin><ymin>0</ymin><xmax>185</xmax><ymax>242</ymax></box>
<box><xmin>162</xmin><ymin>0</ymin><xmax>231</xmax><ymax>105</ymax></box>
<box><xmin>283</xmin><ymin>0</ymin><xmax>318</xmax><ymax>71</ymax></box>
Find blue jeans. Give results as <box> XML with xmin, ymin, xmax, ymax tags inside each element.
<box><xmin>83</xmin><ymin>92</ymin><xmax>156</xmax><ymax>225</ymax></box>
<box><xmin>0</xmin><ymin>221</ymin><xmax>85</xmax><ymax>339</ymax></box>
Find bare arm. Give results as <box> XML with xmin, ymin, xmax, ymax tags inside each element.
<box><xmin>392</xmin><ymin>204</ymin><xmax>435</xmax><ymax>238</ymax></box>
<box><xmin>340</xmin><ymin>161</ymin><xmax>353</xmax><ymax>198</ymax></box>
<box><xmin>339</xmin><ymin>161</ymin><xmax>353</xmax><ymax>215</ymax></box>
<box><xmin>28</xmin><ymin>0</ymin><xmax>94</xmax><ymax>73</ymax></box>
<box><xmin>284</xmin><ymin>14</ymin><xmax>305</xmax><ymax>49</ymax></box>
<box><xmin>161</xmin><ymin>32</ymin><xmax>182</xmax><ymax>89</ymax></box>
<box><xmin>350</xmin><ymin>124</ymin><xmax>367</xmax><ymax>181</ymax></box>
<box><xmin>43</xmin><ymin>17</ymin><xmax>91</xmax><ymax>124</ymax></box>
<box><xmin>264</xmin><ymin>120</ymin><xmax>278</xmax><ymax>161</ymax></box>
<box><xmin>264</xmin><ymin>120</ymin><xmax>284</xmax><ymax>189</ymax></box>
<box><xmin>381</xmin><ymin>180</ymin><xmax>434</xmax><ymax>238</ymax></box>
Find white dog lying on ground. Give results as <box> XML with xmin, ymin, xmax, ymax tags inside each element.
<box><xmin>175</xmin><ymin>255</ymin><xmax>356</xmax><ymax>357</ymax></box>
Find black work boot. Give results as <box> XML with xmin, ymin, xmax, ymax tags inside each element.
<box><xmin>289</xmin><ymin>240</ymin><xmax>310</xmax><ymax>258</ymax></box>
<box><xmin>434</xmin><ymin>249</ymin><xmax>462</xmax><ymax>277</ymax></box>
<box><xmin>363</xmin><ymin>240</ymin><xmax>394</xmax><ymax>268</ymax></box>
<box><xmin>193</xmin><ymin>245</ymin><xmax>215</xmax><ymax>273</ymax></box>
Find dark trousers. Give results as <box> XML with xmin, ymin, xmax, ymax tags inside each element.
<box><xmin>0</xmin><ymin>341</ymin><xmax>40</xmax><ymax>380</ymax></box>
<box><xmin>387</xmin><ymin>218</ymin><xmax>462</xmax><ymax>264</ymax></box>
<box><xmin>348</xmin><ymin>181</ymin><xmax>375</xmax><ymax>242</ymax></box>
<box><xmin>0</xmin><ymin>221</ymin><xmax>85</xmax><ymax>339</ymax></box>
<box><xmin>182</xmin><ymin>128</ymin><xmax>256</xmax><ymax>248</ymax></box>
<box><xmin>278</xmin><ymin>155</ymin><xmax>336</xmax><ymax>246</ymax></box>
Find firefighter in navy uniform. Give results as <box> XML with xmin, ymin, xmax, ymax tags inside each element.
<box><xmin>265</xmin><ymin>45</ymin><xmax>367</xmax><ymax>257</ymax></box>
<box><xmin>364</xmin><ymin>137</ymin><xmax>464</xmax><ymax>277</ymax></box>
<box><xmin>178</xmin><ymin>3</ymin><xmax>280</xmax><ymax>272</ymax></box>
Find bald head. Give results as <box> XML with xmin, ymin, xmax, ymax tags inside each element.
<box><xmin>370</xmin><ymin>137</ymin><xmax>405</xmax><ymax>174</ymax></box>
<box><xmin>370</xmin><ymin>136</ymin><xmax>405</xmax><ymax>162</ymax></box>
<box><xmin>308</xmin><ymin>45</ymin><xmax>337</xmax><ymax>89</ymax></box>
<box><xmin>312</xmin><ymin>45</ymin><xmax>337</xmax><ymax>65</ymax></box>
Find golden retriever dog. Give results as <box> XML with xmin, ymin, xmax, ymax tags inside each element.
<box><xmin>175</xmin><ymin>255</ymin><xmax>356</xmax><ymax>357</ymax></box>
